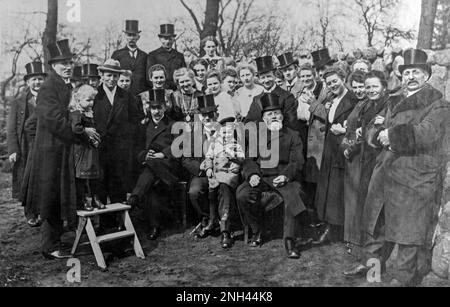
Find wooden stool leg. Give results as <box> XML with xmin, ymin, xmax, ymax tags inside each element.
<box><xmin>85</xmin><ymin>217</ymin><xmax>107</xmax><ymax>269</ymax></box>
<box><xmin>71</xmin><ymin>217</ymin><xmax>87</xmax><ymax>255</ymax></box>
<box><xmin>123</xmin><ymin>211</ymin><xmax>145</xmax><ymax>259</ymax></box>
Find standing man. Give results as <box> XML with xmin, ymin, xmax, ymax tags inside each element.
<box><xmin>112</xmin><ymin>20</ymin><xmax>148</xmax><ymax>96</ymax></box>
<box><xmin>94</xmin><ymin>59</ymin><xmax>144</xmax><ymax>206</ymax></box>
<box><xmin>346</xmin><ymin>49</ymin><xmax>450</xmax><ymax>286</ymax></box>
<box><xmin>237</xmin><ymin>93</ymin><xmax>306</xmax><ymax>258</ymax></box>
<box><xmin>244</xmin><ymin>56</ymin><xmax>298</xmax><ymax>131</ymax></box>
<box><xmin>28</xmin><ymin>40</ymin><xmax>96</xmax><ymax>259</ymax></box>
<box><xmin>147</xmin><ymin>24</ymin><xmax>186</xmax><ymax>91</ymax></box>
<box><xmin>7</xmin><ymin>61</ymin><xmax>46</xmax><ymax>203</ymax></box>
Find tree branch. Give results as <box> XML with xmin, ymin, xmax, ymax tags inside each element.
<box><xmin>179</xmin><ymin>0</ymin><xmax>203</xmax><ymax>35</ymax></box>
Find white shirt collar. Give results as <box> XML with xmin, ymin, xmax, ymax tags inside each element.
<box><xmin>30</xmin><ymin>89</ymin><xmax>38</xmax><ymax>97</ymax></box>
<box><xmin>406</xmin><ymin>87</ymin><xmax>424</xmax><ymax>98</ymax></box>
<box><xmin>265</xmin><ymin>84</ymin><xmax>277</xmax><ymax>93</ymax></box>
<box><xmin>103</xmin><ymin>84</ymin><xmax>117</xmax><ymax>105</ymax></box>
<box><xmin>288</xmin><ymin>77</ymin><xmax>298</xmax><ymax>87</ymax></box>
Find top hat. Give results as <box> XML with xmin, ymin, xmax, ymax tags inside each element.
<box><xmin>47</xmin><ymin>39</ymin><xmax>74</xmax><ymax>64</ymax></box>
<box><xmin>98</xmin><ymin>59</ymin><xmax>123</xmax><ymax>74</ymax></box>
<box><xmin>398</xmin><ymin>49</ymin><xmax>431</xmax><ymax>77</ymax></box>
<box><xmin>124</xmin><ymin>20</ymin><xmax>141</xmax><ymax>34</ymax></box>
<box><xmin>82</xmin><ymin>64</ymin><xmax>100</xmax><ymax>78</ymax></box>
<box><xmin>311</xmin><ymin>48</ymin><xmax>335</xmax><ymax>69</ymax></box>
<box><xmin>71</xmin><ymin>66</ymin><xmax>83</xmax><ymax>82</ymax></box>
<box><xmin>158</xmin><ymin>24</ymin><xmax>176</xmax><ymax>38</ymax></box>
<box><xmin>148</xmin><ymin>89</ymin><xmax>167</xmax><ymax>107</ymax></box>
<box><xmin>277</xmin><ymin>52</ymin><xmax>299</xmax><ymax>69</ymax></box>
<box><xmin>197</xmin><ymin>94</ymin><xmax>217</xmax><ymax>114</ymax></box>
<box><xmin>261</xmin><ymin>93</ymin><xmax>281</xmax><ymax>115</ymax></box>
<box><xmin>255</xmin><ymin>56</ymin><xmax>276</xmax><ymax>74</ymax></box>
<box><xmin>24</xmin><ymin>61</ymin><xmax>46</xmax><ymax>81</ymax></box>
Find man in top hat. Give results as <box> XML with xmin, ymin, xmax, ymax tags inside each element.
<box><xmin>127</xmin><ymin>89</ymin><xmax>180</xmax><ymax>240</ymax></box>
<box><xmin>311</xmin><ymin>48</ymin><xmax>336</xmax><ymax>82</ymax></box>
<box><xmin>7</xmin><ymin>61</ymin><xmax>46</xmax><ymax>224</ymax></box>
<box><xmin>112</xmin><ymin>20</ymin><xmax>148</xmax><ymax>96</ymax></box>
<box><xmin>82</xmin><ymin>63</ymin><xmax>101</xmax><ymax>88</ymax></box>
<box><xmin>345</xmin><ymin>49</ymin><xmax>450</xmax><ymax>287</ymax></box>
<box><xmin>178</xmin><ymin>94</ymin><xmax>220</xmax><ymax>238</ymax></box>
<box><xmin>94</xmin><ymin>59</ymin><xmax>144</xmax><ymax>207</ymax></box>
<box><xmin>24</xmin><ymin>40</ymin><xmax>97</xmax><ymax>259</ymax></box>
<box><xmin>147</xmin><ymin>24</ymin><xmax>186</xmax><ymax>91</ymax></box>
<box><xmin>237</xmin><ymin>93</ymin><xmax>306</xmax><ymax>259</ymax></box>
<box><xmin>244</xmin><ymin>56</ymin><xmax>298</xmax><ymax>131</ymax></box>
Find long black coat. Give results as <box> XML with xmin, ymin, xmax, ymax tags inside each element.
<box><xmin>147</xmin><ymin>47</ymin><xmax>186</xmax><ymax>90</ymax></box>
<box><xmin>364</xmin><ymin>85</ymin><xmax>450</xmax><ymax>248</ymax></box>
<box><xmin>244</xmin><ymin>86</ymin><xmax>298</xmax><ymax>131</ymax></box>
<box><xmin>7</xmin><ymin>89</ymin><xmax>35</xmax><ymax>199</ymax></box>
<box><xmin>242</xmin><ymin>126</ymin><xmax>306</xmax><ymax>217</ymax></box>
<box><xmin>22</xmin><ymin>72</ymin><xmax>78</xmax><ymax>225</ymax></box>
<box><xmin>93</xmin><ymin>86</ymin><xmax>144</xmax><ymax>196</ymax></box>
<box><xmin>112</xmin><ymin>47</ymin><xmax>149</xmax><ymax>96</ymax></box>
<box><xmin>136</xmin><ymin>116</ymin><xmax>181</xmax><ymax>186</ymax></box>
<box><xmin>315</xmin><ymin>90</ymin><xmax>358</xmax><ymax>226</ymax></box>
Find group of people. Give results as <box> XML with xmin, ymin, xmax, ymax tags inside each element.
<box><xmin>7</xmin><ymin>19</ymin><xmax>450</xmax><ymax>287</ymax></box>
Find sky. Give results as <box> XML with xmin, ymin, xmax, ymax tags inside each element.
<box><xmin>0</xmin><ymin>0</ymin><xmax>422</xmax><ymax>78</ymax></box>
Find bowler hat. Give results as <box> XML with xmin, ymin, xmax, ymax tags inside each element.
<box><xmin>311</xmin><ymin>48</ymin><xmax>335</xmax><ymax>69</ymax></box>
<box><xmin>255</xmin><ymin>56</ymin><xmax>276</xmax><ymax>74</ymax></box>
<box><xmin>277</xmin><ymin>52</ymin><xmax>299</xmax><ymax>69</ymax></box>
<box><xmin>198</xmin><ymin>94</ymin><xmax>217</xmax><ymax>114</ymax></box>
<box><xmin>158</xmin><ymin>24</ymin><xmax>176</xmax><ymax>38</ymax></box>
<box><xmin>71</xmin><ymin>66</ymin><xmax>83</xmax><ymax>82</ymax></box>
<box><xmin>398</xmin><ymin>48</ymin><xmax>432</xmax><ymax>77</ymax></box>
<box><xmin>98</xmin><ymin>59</ymin><xmax>123</xmax><ymax>74</ymax></box>
<box><xmin>124</xmin><ymin>20</ymin><xmax>141</xmax><ymax>34</ymax></box>
<box><xmin>82</xmin><ymin>64</ymin><xmax>100</xmax><ymax>78</ymax></box>
<box><xmin>47</xmin><ymin>39</ymin><xmax>74</xmax><ymax>64</ymax></box>
<box><xmin>261</xmin><ymin>93</ymin><xmax>281</xmax><ymax>115</ymax></box>
<box><xmin>148</xmin><ymin>89</ymin><xmax>167</xmax><ymax>107</ymax></box>
<box><xmin>24</xmin><ymin>61</ymin><xmax>46</xmax><ymax>81</ymax></box>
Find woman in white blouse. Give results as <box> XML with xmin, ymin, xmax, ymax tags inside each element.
<box><xmin>233</xmin><ymin>64</ymin><xmax>264</xmax><ymax>119</ymax></box>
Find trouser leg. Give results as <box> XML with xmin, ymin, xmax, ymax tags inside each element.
<box><xmin>208</xmin><ymin>187</ymin><xmax>218</xmax><ymax>225</ymax></box>
<box><xmin>132</xmin><ymin>167</ymin><xmax>157</xmax><ymax>199</ymax></box>
<box><xmin>218</xmin><ymin>184</ymin><xmax>234</xmax><ymax>233</ymax></box>
<box><xmin>391</xmin><ymin>244</ymin><xmax>431</xmax><ymax>286</ymax></box>
<box><xmin>188</xmin><ymin>177</ymin><xmax>209</xmax><ymax>221</ymax></box>
<box><xmin>75</xmin><ymin>179</ymin><xmax>87</xmax><ymax>209</ymax></box>
<box><xmin>236</xmin><ymin>181</ymin><xmax>263</xmax><ymax>234</ymax></box>
<box><xmin>283</xmin><ymin>204</ymin><xmax>296</xmax><ymax>240</ymax></box>
<box><xmin>41</xmin><ymin>217</ymin><xmax>63</xmax><ymax>254</ymax></box>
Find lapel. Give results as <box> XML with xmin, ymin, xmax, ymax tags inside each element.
<box><xmin>288</xmin><ymin>79</ymin><xmax>303</xmax><ymax>98</ymax></box>
<box><xmin>147</xmin><ymin>116</ymin><xmax>169</xmax><ymax>146</ymax></box>
<box><xmin>107</xmin><ymin>87</ymin><xmax>125</xmax><ymax>127</ymax></box>
<box><xmin>332</xmin><ymin>90</ymin><xmax>356</xmax><ymax>123</ymax></box>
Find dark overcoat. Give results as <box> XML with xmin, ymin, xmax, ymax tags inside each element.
<box><xmin>147</xmin><ymin>47</ymin><xmax>186</xmax><ymax>90</ymax></box>
<box><xmin>340</xmin><ymin>95</ymin><xmax>389</xmax><ymax>245</ymax></box>
<box><xmin>22</xmin><ymin>72</ymin><xmax>78</xmax><ymax>225</ymax></box>
<box><xmin>112</xmin><ymin>47</ymin><xmax>149</xmax><ymax>96</ymax></box>
<box><xmin>364</xmin><ymin>85</ymin><xmax>450</xmax><ymax>248</ymax></box>
<box><xmin>7</xmin><ymin>89</ymin><xmax>35</xmax><ymax>199</ymax></box>
<box><xmin>242</xmin><ymin>126</ymin><xmax>306</xmax><ymax>217</ymax></box>
<box><xmin>244</xmin><ymin>86</ymin><xmax>298</xmax><ymax>131</ymax></box>
<box><xmin>136</xmin><ymin>116</ymin><xmax>181</xmax><ymax>186</ymax></box>
<box><xmin>93</xmin><ymin>85</ymin><xmax>144</xmax><ymax>196</ymax></box>
<box><xmin>315</xmin><ymin>90</ymin><xmax>357</xmax><ymax>226</ymax></box>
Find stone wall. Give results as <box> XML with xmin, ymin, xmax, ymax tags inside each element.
<box><xmin>426</xmin><ymin>49</ymin><xmax>450</xmax><ymax>101</ymax></box>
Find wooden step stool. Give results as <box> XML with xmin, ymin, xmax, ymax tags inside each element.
<box><xmin>71</xmin><ymin>203</ymin><xmax>145</xmax><ymax>269</ymax></box>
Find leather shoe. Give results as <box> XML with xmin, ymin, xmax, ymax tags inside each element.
<box><xmin>285</xmin><ymin>238</ymin><xmax>300</xmax><ymax>259</ymax></box>
<box><xmin>343</xmin><ymin>264</ymin><xmax>369</xmax><ymax>277</ymax></box>
<box><xmin>250</xmin><ymin>232</ymin><xmax>263</xmax><ymax>247</ymax></box>
<box><xmin>42</xmin><ymin>250</ymin><xmax>72</xmax><ymax>260</ymax></box>
<box><xmin>27</xmin><ymin>218</ymin><xmax>41</xmax><ymax>228</ymax></box>
<box><xmin>126</xmin><ymin>195</ymin><xmax>139</xmax><ymax>208</ymax></box>
<box><xmin>312</xmin><ymin>225</ymin><xmax>331</xmax><ymax>246</ymax></box>
<box><xmin>147</xmin><ymin>227</ymin><xmax>160</xmax><ymax>241</ymax></box>
<box><xmin>221</xmin><ymin>232</ymin><xmax>232</xmax><ymax>249</ymax></box>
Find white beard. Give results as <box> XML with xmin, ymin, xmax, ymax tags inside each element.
<box><xmin>267</xmin><ymin>121</ymin><xmax>283</xmax><ymax>132</ymax></box>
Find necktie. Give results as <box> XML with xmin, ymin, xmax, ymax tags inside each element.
<box><xmin>130</xmin><ymin>50</ymin><xmax>137</xmax><ymax>59</ymax></box>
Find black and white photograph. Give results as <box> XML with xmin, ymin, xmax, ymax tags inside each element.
<box><xmin>1</xmin><ymin>0</ymin><xmax>450</xmax><ymax>290</ymax></box>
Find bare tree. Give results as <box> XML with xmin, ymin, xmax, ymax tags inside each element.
<box><xmin>432</xmin><ymin>0</ymin><xmax>450</xmax><ymax>49</ymax></box>
<box><xmin>352</xmin><ymin>0</ymin><xmax>400</xmax><ymax>47</ymax></box>
<box><xmin>179</xmin><ymin>0</ymin><xmax>221</xmax><ymax>42</ymax></box>
<box><xmin>417</xmin><ymin>0</ymin><xmax>438</xmax><ymax>49</ymax></box>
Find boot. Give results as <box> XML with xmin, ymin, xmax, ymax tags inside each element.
<box><xmin>83</xmin><ymin>197</ymin><xmax>94</xmax><ymax>212</ymax></box>
<box><xmin>221</xmin><ymin>232</ymin><xmax>232</xmax><ymax>249</ymax></box>
<box><xmin>93</xmin><ymin>195</ymin><xmax>107</xmax><ymax>210</ymax></box>
<box><xmin>285</xmin><ymin>238</ymin><xmax>300</xmax><ymax>259</ymax></box>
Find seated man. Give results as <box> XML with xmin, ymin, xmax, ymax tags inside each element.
<box><xmin>127</xmin><ymin>89</ymin><xmax>180</xmax><ymax>240</ymax></box>
<box><xmin>237</xmin><ymin>93</ymin><xmax>306</xmax><ymax>259</ymax></box>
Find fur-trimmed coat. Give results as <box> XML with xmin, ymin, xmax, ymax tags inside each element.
<box><xmin>364</xmin><ymin>85</ymin><xmax>450</xmax><ymax>247</ymax></box>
